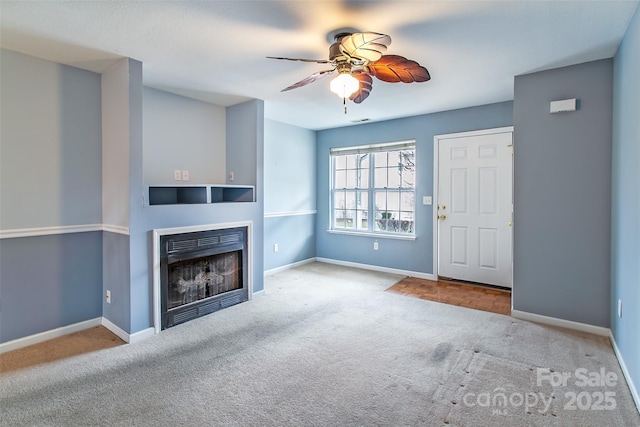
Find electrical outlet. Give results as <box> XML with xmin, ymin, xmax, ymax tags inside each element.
<box><xmin>273</xmin><ymin>243</ymin><xmax>279</xmax><ymax>253</ymax></box>
<box><xmin>373</xmin><ymin>241</ymin><xmax>379</xmax><ymax>251</ymax></box>
<box><xmin>106</xmin><ymin>290</ymin><xmax>111</xmax><ymax>304</ymax></box>
<box><xmin>181</xmin><ymin>170</ymin><xmax>189</xmax><ymax>181</ymax></box>
<box><xmin>174</xmin><ymin>170</ymin><xmax>182</xmax><ymax>181</ymax></box>
<box><xmin>618</xmin><ymin>299</ymin><xmax>622</xmax><ymax>318</ymax></box>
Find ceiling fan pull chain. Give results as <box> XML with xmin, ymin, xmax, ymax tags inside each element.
<box><xmin>343</xmin><ymin>96</ymin><xmax>347</xmax><ymax>114</ymax></box>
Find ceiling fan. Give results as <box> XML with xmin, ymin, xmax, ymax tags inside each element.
<box><xmin>268</xmin><ymin>29</ymin><xmax>431</xmax><ymax>106</ymax></box>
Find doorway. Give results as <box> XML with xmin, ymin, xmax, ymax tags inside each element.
<box><xmin>433</xmin><ymin>127</ymin><xmax>513</xmax><ymax>289</ymax></box>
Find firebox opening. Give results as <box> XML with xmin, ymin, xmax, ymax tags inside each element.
<box><xmin>167</xmin><ymin>250</ymin><xmax>242</xmax><ymax>309</ymax></box>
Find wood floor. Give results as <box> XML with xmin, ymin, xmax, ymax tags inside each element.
<box><xmin>0</xmin><ymin>326</ymin><xmax>124</xmax><ymax>373</ymax></box>
<box><xmin>387</xmin><ymin>276</ymin><xmax>511</xmax><ymax>315</ymax></box>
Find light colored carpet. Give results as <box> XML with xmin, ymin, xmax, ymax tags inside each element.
<box><xmin>1</xmin><ymin>262</ymin><xmax>638</xmax><ymax>426</ymax></box>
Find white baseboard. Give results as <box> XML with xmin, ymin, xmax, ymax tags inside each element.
<box><xmin>316</xmin><ymin>257</ymin><xmax>437</xmax><ymax>280</ymax></box>
<box><xmin>511</xmin><ymin>310</ymin><xmax>610</xmax><ymax>337</ymax></box>
<box><xmin>0</xmin><ymin>317</ymin><xmax>157</xmax><ymax>353</ymax></box>
<box><xmin>101</xmin><ymin>317</ymin><xmax>131</xmax><ymax>343</ymax></box>
<box><xmin>128</xmin><ymin>327</ymin><xmax>155</xmax><ymax>344</ymax></box>
<box><xmin>101</xmin><ymin>318</ymin><xmax>154</xmax><ymax>344</ymax></box>
<box><xmin>609</xmin><ymin>331</ymin><xmax>640</xmax><ymax>414</ymax></box>
<box><xmin>264</xmin><ymin>257</ymin><xmax>317</xmax><ymax>276</ymax></box>
<box><xmin>0</xmin><ymin>317</ymin><xmax>102</xmax><ymax>354</ymax></box>
<box><xmin>252</xmin><ymin>289</ymin><xmax>265</xmax><ymax>298</ymax></box>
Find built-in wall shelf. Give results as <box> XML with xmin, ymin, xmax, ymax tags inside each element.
<box><xmin>147</xmin><ymin>185</ymin><xmax>255</xmax><ymax>205</ymax></box>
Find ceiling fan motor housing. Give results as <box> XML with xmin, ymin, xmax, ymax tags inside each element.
<box><xmin>329</xmin><ymin>39</ymin><xmax>347</xmax><ymax>61</ymax></box>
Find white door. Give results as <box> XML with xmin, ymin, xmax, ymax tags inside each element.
<box><xmin>436</xmin><ymin>128</ymin><xmax>513</xmax><ymax>288</ymax></box>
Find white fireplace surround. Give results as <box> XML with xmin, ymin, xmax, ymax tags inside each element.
<box><xmin>152</xmin><ymin>221</ymin><xmax>253</xmax><ymax>334</ymax></box>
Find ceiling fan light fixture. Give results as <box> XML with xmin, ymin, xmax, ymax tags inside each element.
<box><xmin>330</xmin><ymin>72</ymin><xmax>359</xmax><ymax>99</ymax></box>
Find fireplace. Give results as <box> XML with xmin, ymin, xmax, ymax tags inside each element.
<box><xmin>158</xmin><ymin>226</ymin><xmax>249</xmax><ymax>330</ymax></box>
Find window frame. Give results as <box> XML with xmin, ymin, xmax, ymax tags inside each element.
<box><xmin>329</xmin><ymin>140</ymin><xmax>417</xmax><ymax>238</ymax></box>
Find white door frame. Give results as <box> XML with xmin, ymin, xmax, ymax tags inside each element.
<box><xmin>432</xmin><ymin>126</ymin><xmax>514</xmax><ymax>284</ymax></box>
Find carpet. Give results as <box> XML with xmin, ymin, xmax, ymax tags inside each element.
<box><xmin>1</xmin><ymin>262</ymin><xmax>638</xmax><ymax>426</ymax></box>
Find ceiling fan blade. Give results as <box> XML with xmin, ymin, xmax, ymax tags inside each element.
<box><xmin>368</xmin><ymin>55</ymin><xmax>430</xmax><ymax>83</ymax></box>
<box><xmin>339</xmin><ymin>32</ymin><xmax>391</xmax><ymax>63</ymax></box>
<box><xmin>349</xmin><ymin>72</ymin><xmax>373</xmax><ymax>104</ymax></box>
<box><xmin>281</xmin><ymin>68</ymin><xmax>336</xmax><ymax>92</ymax></box>
<box><xmin>267</xmin><ymin>56</ymin><xmax>332</xmax><ymax>64</ymax></box>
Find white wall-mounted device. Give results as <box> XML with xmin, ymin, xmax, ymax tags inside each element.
<box><xmin>550</xmin><ymin>98</ymin><xmax>577</xmax><ymax>113</ymax></box>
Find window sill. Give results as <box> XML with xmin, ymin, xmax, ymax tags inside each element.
<box><xmin>326</xmin><ymin>229</ymin><xmax>416</xmax><ymax>241</ymax></box>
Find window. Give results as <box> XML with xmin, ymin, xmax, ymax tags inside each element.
<box><xmin>331</xmin><ymin>140</ymin><xmax>416</xmax><ymax>236</ymax></box>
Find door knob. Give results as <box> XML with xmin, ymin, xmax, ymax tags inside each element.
<box><xmin>508</xmin><ymin>221</ymin><xmax>513</xmax><ymax>227</ymax></box>
<box><xmin>438</xmin><ymin>215</ymin><xmax>447</xmax><ymax>220</ymax></box>
<box><xmin>438</xmin><ymin>205</ymin><xmax>446</xmax><ymax>210</ymax></box>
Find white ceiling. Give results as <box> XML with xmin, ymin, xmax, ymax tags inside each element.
<box><xmin>1</xmin><ymin>1</ymin><xmax>638</xmax><ymax>130</ymax></box>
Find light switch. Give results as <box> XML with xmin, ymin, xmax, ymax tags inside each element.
<box><xmin>423</xmin><ymin>196</ymin><xmax>432</xmax><ymax>205</ymax></box>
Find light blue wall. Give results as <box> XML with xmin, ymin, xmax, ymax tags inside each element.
<box><xmin>102</xmin><ymin>232</ymin><xmax>130</xmax><ymax>329</ymax></box>
<box><xmin>101</xmin><ymin>59</ymin><xmax>136</xmax><ymax>332</ymax></box>
<box><xmin>315</xmin><ymin>102</ymin><xmax>513</xmax><ymax>274</ymax></box>
<box><xmin>0</xmin><ymin>233</ymin><xmax>103</xmax><ymax>342</ymax></box>
<box><xmin>513</xmin><ymin>59</ymin><xmax>613</xmax><ymax>327</ymax></box>
<box><xmin>0</xmin><ymin>49</ymin><xmax>102</xmax><ymax>229</ymax></box>
<box><xmin>612</xmin><ymin>4</ymin><xmax>640</xmax><ymax>403</ymax></box>
<box><xmin>143</xmin><ymin>87</ymin><xmax>226</xmax><ymax>185</ymax></box>
<box><xmin>264</xmin><ymin>119</ymin><xmax>316</xmax><ymax>271</ymax></box>
<box><xmin>264</xmin><ymin>120</ymin><xmax>316</xmax><ymax>213</ymax></box>
<box><xmin>226</xmin><ymin>102</ymin><xmax>259</xmax><ymax>187</ymax></box>
<box><xmin>227</xmin><ymin>100</ymin><xmax>265</xmax><ymax>292</ymax></box>
<box><xmin>0</xmin><ymin>50</ymin><xmax>103</xmax><ymax>343</ymax></box>
<box><xmin>264</xmin><ymin>215</ymin><xmax>316</xmax><ymax>272</ymax></box>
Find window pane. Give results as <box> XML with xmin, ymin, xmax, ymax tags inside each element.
<box><xmin>334</xmin><ymin>169</ymin><xmax>347</xmax><ymax>189</ymax></box>
<box><xmin>334</xmin><ymin>210</ymin><xmax>347</xmax><ymax>228</ymax></box>
<box><xmin>334</xmin><ymin>191</ymin><xmax>346</xmax><ymax>209</ymax></box>
<box><xmin>386</xmin><ymin>190</ymin><xmax>400</xmax><ymax>211</ymax></box>
<box><xmin>358</xmin><ymin>154</ymin><xmax>369</xmax><ymax>169</ymax></box>
<box><xmin>400</xmin><ymin>150</ymin><xmax>415</xmax><ymax>170</ymax></box>
<box><xmin>401</xmin><ymin>192</ymin><xmax>414</xmax><ymax>210</ymax></box>
<box><xmin>345</xmin><ymin>190</ymin><xmax>356</xmax><ymax>209</ymax></box>
<box><xmin>335</xmin><ymin>155</ymin><xmax>347</xmax><ymax>170</ymax></box>
<box><xmin>357</xmin><ymin>192</ymin><xmax>368</xmax><ymax>230</ymax></box>
<box><xmin>345</xmin><ymin>154</ymin><xmax>357</xmax><ymax>169</ymax></box>
<box><xmin>374</xmin><ymin>167</ymin><xmax>388</xmax><ymax>188</ymax></box>
<box><xmin>374</xmin><ymin>152</ymin><xmax>388</xmax><ymax>167</ymax></box>
<box><xmin>387</xmin><ymin>150</ymin><xmax>400</xmax><ymax>166</ymax></box>
<box><xmin>359</xmin><ymin>170</ymin><xmax>369</xmax><ymax>188</ymax></box>
<box><xmin>375</xmin><ymin>191</ymin><xmax>388</xmax><ymax>213</ymax></box>
<box><xmin>333</xmin><ymin>190</ymin><xmax>346</xmax><ymax>229</ymax></box>
<box><xmin>346</xmin><ymin>169</ymin><xmax>358</xmax><ymax>188</ymax></box>
<box><xmin>402</xmin><ymin>167</ymin><xmax>415</xmax><ymax>187</ymax></box>
<box><xmin>388</xmin><ymin>167</ymin><xmax>402</xmax><ymax>188</ymax></box>
<box><xmin>400</xmin><ymin>212</ymin><xmax>414</xmax><ymax>223</ymax></box>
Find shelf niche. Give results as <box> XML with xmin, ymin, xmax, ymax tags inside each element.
<box><xmin>148</xmin><ymin>185</ymin><xmax>255</xmax><ymax>205</ymax></box>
